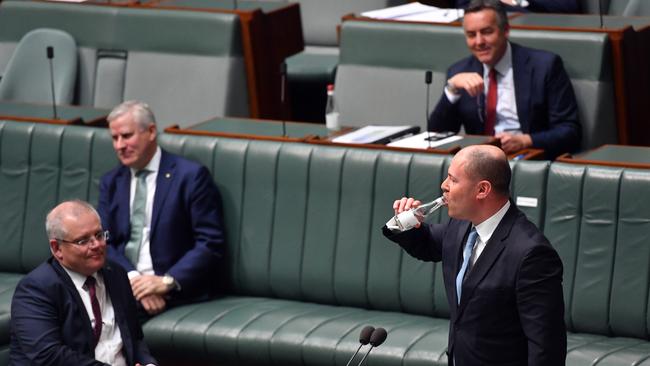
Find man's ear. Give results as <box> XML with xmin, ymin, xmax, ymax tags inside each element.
<box><xmin>50</xmin><ymin>239</ymin><xmax>62</xmax><ymax>260</ymax></box>
<box><xmin>476</xmin><ymin>180</ymin><xmax>492</xmax><ymax>200</ymax></box>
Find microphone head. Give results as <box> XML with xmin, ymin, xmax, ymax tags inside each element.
<box><xmin>425</xmin><ymin>70</ymin><xmax>432</xmax><ymax>84</ymax></box>
<box><xmin>280</xmin><ymin>61</ymin><xmax>287</xmax><ymax>75</ymax></box>
<box><xmin>46</xmin><ymin>46</ymin><xmax>54</xmax><ymax>59</ymax></box>
<box><xmin>359</xmin><ymin>326</ymin><xmax>375</xmax><ymax>345</ymax></box>
<box><xmin>369</xmin><ymin>328</ymin><xmax>387</xmax><ymax>347</ymax></box>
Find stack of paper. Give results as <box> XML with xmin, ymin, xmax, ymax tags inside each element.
<box><xmin>361</xmin><ymin>2</ymin><xmax>463</xmax><ymax>23</ymax></box>
<box><xmin>388</xmin><ymin>132</ymin><xmax>462</xmax><ymax>149</ymax></box>
<box><xmin>332</xmin><ymin>125</ymin><xmax>419</xmax><ymax>145</ymax></box>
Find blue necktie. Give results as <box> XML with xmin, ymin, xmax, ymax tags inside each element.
<box><xmin>456</xmin><ymin>228</ymin><xmax>478</xmax><ymax>305</ymax></box>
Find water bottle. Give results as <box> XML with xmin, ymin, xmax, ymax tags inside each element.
<box><xmin>393</xmin><ymin>196</ymin><xmax>446</xmax><ymax>231</ymax></box>
<box><xmin>325</xmin><ymin>84</ymin><xmax>340</xmax><ymax>131</ymax></box>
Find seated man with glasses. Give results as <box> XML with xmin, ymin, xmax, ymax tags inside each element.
<box><xmin>10</xmin><ymin>200</ymin><xmax>157</xmax><ymax>366</ymax></box>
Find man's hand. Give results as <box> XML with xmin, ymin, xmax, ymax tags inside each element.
<box><xmin>140</xmin><ymin>294</ymin><xmax>166</xmax><ymax>315</ymax></box>
<box><xmin>447</xmin><ymin>73</ymin><xmax>484</xmax><ymax>97</ymax></box>
<box><xmin>496</xmin><ymin>132</ymin><xmax>533</xmax><ymax>154</ymax></box>
<box><xmin>393</xmin><ymin>197</ymin><xmax>422</xmax><ymax>228</ymax></box>
<box><xmin>130</xmin><ymin>275</ymin><xmax>169</xmax><ymax>300</ymax></box>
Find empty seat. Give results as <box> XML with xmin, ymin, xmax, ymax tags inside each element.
<box><xmin>0</xmin><ymin>28</ymin><xmax>77</xmax><ymax>105</ymax></box>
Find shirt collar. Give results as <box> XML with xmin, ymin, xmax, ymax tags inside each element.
<box><xmin>130</xmin><ymin>146</ymin><xmax>161</xmax><ymax>177</ymax></box>
<box><xmin>474</xmin><ymin>200</ymin><xmax>511</xmax><ymax>245</ymax></box>
<box><xmin>61</xmin><ymin>265</ymin><xmax>100</xmax><ymax>290</ymax></box>
<box><xmin>483</xmin><ymin>41</ymin><xmax>512</xmax><ymax>77</ymax></box>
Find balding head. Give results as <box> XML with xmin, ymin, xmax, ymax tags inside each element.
<box><xmin>46</xmin><ymin>200</ymin><xmax>101</xmax><ymax>240</ymax></box>
<box><xmin>456</xmin><ymin>145</ymin><xmax>511</xmax><ymax>197</ymax></box>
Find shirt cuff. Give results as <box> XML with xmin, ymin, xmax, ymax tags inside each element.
<box><xmin>127</xmin><ymin>270</ymin><xmax>141</xmax><ymax>280</ymax></box>
<box><xmin>444</xmin><ymin>87</ymin><xmax>462</xmax><ymax>104</ymax></box>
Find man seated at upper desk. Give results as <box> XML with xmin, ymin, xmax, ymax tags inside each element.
<box><xmin>430</xmin><ymin>0</ymin><xmax>581</xmax><ymax>159</ymax></box>
<box><xmin>455</xmin><ymin>0</ymin><xmax>580</xmax><ymax>13</ymax></box>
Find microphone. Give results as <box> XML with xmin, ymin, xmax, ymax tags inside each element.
<box><xmin>424</xmin><ymin>70</ymin><xmax>433</xmax><ymax>149</ymax></box>
<box><xmin>355</xmin><ymin>327</ymin><xmax>388</xmax><ymax>366</ymax></box>
<box><xmin>344</xmin><ymin>326</ymin><xmax>375</xmax><ymax>366</ymax></box>
<box><xmin>46</xmin><ymin>46</ymin><xmax>58</xmax><ymax>120</ymax></box>
<box><xmin>598</xmin><ymin>0</ymin><xmax>604</xmax><ymax>29</ymax></box>
<box><xmin>280</xmin><ymin>61</ymin><xmax>287</xmax><ymax>137</ymax></box>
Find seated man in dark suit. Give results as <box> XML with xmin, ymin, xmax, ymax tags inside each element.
<box><xmin>430</xmin><ymin>0</ymin><xmax>581</xmax><ymax>159</ymax></box>
<box><xmin>455</xmin><ymin>0</ymin><xmax>580</xmax><ymax>13</ymax></box>
<box><xmin>10</xmin><ymin>200</ymin><xmax>157</xmax><ymax>366</ymax></box>
<box><xmin>98</xmin><ymin>100</ymin><xmax>225</xmax><ymax>316</ymax></box>
<box><xmin>383</xmin><ymin>145</ymin><xmax>566</xmax><ymax>365</ymax></box>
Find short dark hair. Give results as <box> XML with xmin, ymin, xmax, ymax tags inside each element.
<box><xmin>465</xmin><ymin>0</ymin><xmax>509</xmax><ymax>32</ymax></box>
<box><xmin>464</xmin><ymin>147</ymin><xmax>511</xmax><ymax>196</ymax></box>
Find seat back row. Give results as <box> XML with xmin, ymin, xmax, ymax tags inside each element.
<box><xmin>0</xmin><ymin>1</ymin><xmax>249</xmax><ymax>127</ymax></box>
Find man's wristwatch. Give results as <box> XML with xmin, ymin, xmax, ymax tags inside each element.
<box><xmin>446</xmin><ymin>81</ymin><xmax>460</xmax><ymax>95</ymax></box>
<box><xmin>162</xmin><ymin>274</ymin><xmax>177</xmax><ymax>291</ymax></box>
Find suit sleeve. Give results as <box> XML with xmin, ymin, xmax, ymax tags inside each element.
<box><xmin>11</xmin><ymin>278</ymin><xmax>107</xmax><ymax>366</ymax></box>
<box><xmin>529</xmin><ymin>55</ymin><xmax>581</xmax><ymax>159</ymax></box>
<box><xmin>382</xmin><ymin>224</ymin><xmax>444</xmax><ymax>262</ymax></box>
<box><xmin>428</xmin><ymin>69</ymin><xmax>463</xmax><ymax>133</ymax></box>
<box><xmin>516</xmin><ymin>245</ymin><xmax>567</xmax><ymax>366</ymax></box>
<box><xmin>98</xmin><ymin>175</ymin><xmax>136</xmax><ymax>273</ymax></box>
<box><xmin>166</xmin><ymin>166</ymin><xmax>225</xmax><ymax>294</ymax></box>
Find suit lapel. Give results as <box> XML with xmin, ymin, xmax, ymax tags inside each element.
<box><xmin>456</xmin><ymin>206</ymin><xmax>518</xmax><ymax>317</ymax></box>
<box><xmin>50</xmin><ymin>259</ymin><xmax>96</xmax><ymax>354</ymax></box>
<box><xmin>101</xmin><ymin>264</ymin><xmax>133</xmax><ymax>365</ymax></box>
<box><xmin>116</xmin><ymin>166</ymin><xmax>131</xmax><ymax>238</ymax></box>
<box><xmin>512</xmin><ymin>43</ymin><xmax>532</xmax><ymax>133</ymax></box>
<box><xmin>151</xmin><ymin>150</ymin><xmax>175</xmax><ymax>234</ymax></box>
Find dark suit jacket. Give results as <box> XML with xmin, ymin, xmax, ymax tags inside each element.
<box><xmin>383</xmin><ymin>204</ymin><xmax>566</xmax><ymax>366</ymax></box>
<box><xmin>98</xmin><ymin>150</ymin><xmax>225</xmax><ymax>303</ymax></box>
<box><xmin>10</xmin><ymin>258</ymin><xmax>157</xmax><ymax>366</ymax></box>
<box><xmin>454</xmin><ymin>0</ymin><xmax>580</xmax><ymax>13</ymax></box>
<box><xmin>429</xmin><ymin>43</ymin><xmax>581</xmax><ymax>159</ymax></box>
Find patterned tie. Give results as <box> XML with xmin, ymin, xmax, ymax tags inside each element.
<box><xmin>485</xmin><ymin>68</ymin><xmax>497</xmax><ymax>136</ymax></box>
<box><xmin>456</xmin><ymin>228</ymin><xmax>478</xmax><ymax>305</ymax></box>
<box><xmin>85</xmin><ymin>276</ymin><xmax>102</xmax><ymax>346</ymax></box>
<box><xmin>124</xmin><ymin>169</ymin><xmax>149</xmax><ymax>265</ymax></box>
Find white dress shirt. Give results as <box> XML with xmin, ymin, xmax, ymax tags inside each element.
<box><xmin>470</xmin><ymin>200</ymin><xmax>511</xmax><ymax>266</ymax></box>
<box><xmin>62</xmin><ymin>268</ymin><xmax>126</xmax><ymax>366</ymax></box>
<box><xmin>128</xmin><ymin>147</ymin><xmax>161</xmax><ymax>277</ymax></box>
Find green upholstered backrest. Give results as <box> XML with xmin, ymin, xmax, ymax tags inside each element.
<box><xmin>0</xmin><ymin>1</ymin><xmax>248</xmax><ymax>127</ymax></box>
<box><xmin>545</xmin><ymin>162</ymin><xmax>650</xmax><ymax>338</ymax></box>
<box><xmin>159</xmin><ymin>133</ymin><xmax>452</xmax><ymax>316</ymax></box>
<box><xmin>0</xmin><ymin>121</ymin><xmax>117</xmax><ymax>273</ymax></box>
<box><xmin>335</xmin><ymin>19</ymin><xmax>617</xmax><ymax>151</ymax></box>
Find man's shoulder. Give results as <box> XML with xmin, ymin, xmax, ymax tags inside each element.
<box><xmin>511</xmin><ymin>43</ymin><xmax>561</xmax><ymax>66</ymax></box>
<box><xmin>161</xmin><ymin>149</ymin><xmax>206</xmax><ymax>173</ymax></box>
<box><xmin>18</xmin><ymin>259</ymin><xmax>64</xmax><ymax>290</ymax></box>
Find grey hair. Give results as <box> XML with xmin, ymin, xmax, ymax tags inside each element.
<box><xmin>45</xmin><ymin>200</ymin><xmax>101</xmax><ymax>240</ymax></box>
<box><xmin>107</xmin><ymin>100</ymin><xmax>156</xmax><ymax>131</ymax></box>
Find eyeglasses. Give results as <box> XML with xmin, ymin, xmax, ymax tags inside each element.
<box><xmin>56</xmin><ymin>230</ymin><xmax>109</xmax><ymax>246</ymax></box>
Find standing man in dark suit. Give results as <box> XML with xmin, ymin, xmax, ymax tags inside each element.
<box><xmin>10</xmin><ymin>200</ymin><xmax>157</xmax><ymax>365</ymax></box>
<box><xmin>98</xmin><ymin>100</ymin><xmax>225</xmax><ymax>316</ymax></box>
<box><xmin>430</xmin><ymin>0</ymin><xmax>581</xmax><ymax>159</ymax></box>
<box><xmin>383</xmin><ymin>145</ymin><xmax>566</xmax><ymax>365</ymax></box>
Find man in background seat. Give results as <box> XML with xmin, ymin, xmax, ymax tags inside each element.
<box><xmin>98</xmin><ymin>100</ymin><xmax>225</xmax><ymax>316</ymax></box>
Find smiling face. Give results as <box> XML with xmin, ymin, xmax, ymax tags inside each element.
<box><xmin>109</xmin><ymin>112</ymin><xmax>157</xmax><ymax>170</ymax></box>
<box><xmin>50</xmin><ymin>209</ymin><xmax>106</xmax><ymax>276</ymax></box>
<box><xmin>463</xmin><ymin>8</ymin><xmax>509</xmax><ymax>68</ymax></box>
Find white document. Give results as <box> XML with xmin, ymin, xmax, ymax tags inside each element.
<box><xmin>332</xmin><ymin>125</ymin><xmax>416</xmax><ymax>144</ymax></box>
<box><xmin>361</xmin><ymin>2</ymin><xmax>463</xmax><ymax>23</ymax></box>
<box><xmin>388</xmin><ymin>132</ymin><xmax>462</xmax><ymax>149</ymax></box>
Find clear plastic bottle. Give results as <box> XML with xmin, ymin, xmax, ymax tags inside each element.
<box><xmin>394</xmin><ymin>196</ymin><xmax>446</xmax><ymax>231</ymax></box>
<box><xmin>325</xmin><ymin>84</ymin><xmax>340</xmax><ymax>131</ymax></box>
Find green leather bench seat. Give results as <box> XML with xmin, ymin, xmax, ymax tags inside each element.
<box><xmin>3</xmin><ymin>120</ymin><xmax>650</xmax><ymax>365</ymax></box>
<box><xmin>335</xmin><ymin>20</ymin><xmax>617</xmax><ymax>152</ymax></box>
<box><xmin>0</xmin><ymin>1</ymin><xmax>249</xmax><ymax>127</ymax></box>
